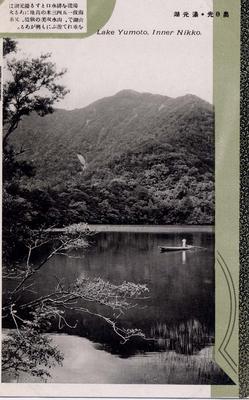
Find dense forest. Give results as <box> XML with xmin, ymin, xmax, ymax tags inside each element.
<box><xmin>10</xmin><ymin>90</ymin><xmax>214</xmax><ymax>226</ymax></box>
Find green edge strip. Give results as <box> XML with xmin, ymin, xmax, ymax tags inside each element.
<box><xmin>212</xmin><ymin>0</ymin><xmax>240</xmax><ymax>397</ymax></box>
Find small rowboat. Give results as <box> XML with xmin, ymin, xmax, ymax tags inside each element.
<box><xmin>159</xmin><ymin>245</ymin><xmax>193</xmax><ymax>252</ymax></box>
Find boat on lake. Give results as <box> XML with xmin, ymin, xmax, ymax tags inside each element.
<box><xmin>159</xmin><ymin>245</ymin><xmax>194</xmax><ymax>252</ymax></box>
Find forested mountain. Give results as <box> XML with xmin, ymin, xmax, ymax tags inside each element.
<box><xmin>10</xmin><ymin>90</ymin><xmax>214</xmax><ymax>225</ymax></box>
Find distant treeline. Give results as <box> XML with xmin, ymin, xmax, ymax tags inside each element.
<box><xmin>5</xmin><ymin>141</ymin><xmax>214</xmax><ymax>238</ymax></box>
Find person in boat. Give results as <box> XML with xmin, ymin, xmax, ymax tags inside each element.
<box><xmin>182</xmin><ymin>238</ymin><xmax>187</xmax><ymax>248</ymax></box>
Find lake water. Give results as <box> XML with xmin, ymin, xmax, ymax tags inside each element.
<box><xmin>3</xmin><ymin>226</ymin><xmax>232</xmax><ymax>384</ymax></box>
<box><xmin>37</xmin><ymin>227</ymin><xmax>215</xmax><ymax>338</ymax></box>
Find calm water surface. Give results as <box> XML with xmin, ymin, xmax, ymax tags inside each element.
<box><xmin>7</xmin><ymin>226</ymin><xmax>226</xmax><ymax>384</ymax></box>
<box><xmin>33</xmin><ymin>228</ymin><xmax>215</xmax><ymax>353</ymax></box>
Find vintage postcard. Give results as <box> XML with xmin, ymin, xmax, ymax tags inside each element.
<box><xmin>0</xmin><ymin>0</ymin><xmax>245</xmax><ymax>398</ymax></box>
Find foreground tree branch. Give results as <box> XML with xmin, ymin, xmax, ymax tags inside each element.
<box><xmin>2</xmin><ymin>225</ymin><xmax>149</xmax><ymax>380</ymax></box>
<box><xmin>2</xmin><ymin>39</ymin><xmax>149</xmax><ymax>382</ymax></box>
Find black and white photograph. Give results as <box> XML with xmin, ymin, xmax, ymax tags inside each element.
<box><xmin>2</xmin><ymin>0</ymin><xmax>233</xmax><ymax>386</ymax></box>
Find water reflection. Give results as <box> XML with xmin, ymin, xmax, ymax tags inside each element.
<box><xmin>150</xmin><ymin>319</ymin><xmax>213</xmax><ymax>355</ymax></box>
<box><xmin>24</xmin><ymin>230</ymin><xmax>215</xmax><ymax>357</ymax></box>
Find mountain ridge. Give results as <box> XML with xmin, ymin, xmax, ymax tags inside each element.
<box><xmin>11</xmin><ymin>90</ymin><xmax>213</xmax><ymax>182</ymax></box>
<box><xmin>9</xmin><ymin>89</ymin><xmax>214</xmax><ymax>225</ymax></box>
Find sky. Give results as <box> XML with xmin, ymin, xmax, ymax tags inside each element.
<box><xmin>10</xmin><ymin>0</ymin><xmax>213</xmax><ymax>109</ymax></box>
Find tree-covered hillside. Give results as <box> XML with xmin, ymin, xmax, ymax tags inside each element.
<box><xmin>10</xmin><ymin>90</ymin><xmax>214</xmax><ymax>225</ymax></box>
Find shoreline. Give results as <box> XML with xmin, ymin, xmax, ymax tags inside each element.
<box><xmin>88</xmin><ymin>224</ymin><xmax>214</xmax><ymax>233</ymax></box>
<box><xmin>50</xmin><ymin>224</ymin><xmax>214</xmax><ymax>234</ymax></box>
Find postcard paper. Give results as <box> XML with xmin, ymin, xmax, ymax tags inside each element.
<box><xmin>0</xmin><ymin>0</ymin><xmax>243</xmax><ymax>398</ymax></box>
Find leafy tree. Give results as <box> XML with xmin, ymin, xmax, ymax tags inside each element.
<box><xmin>3</xmin><ymin>38</ymin><xmax>17</xmax><ymax>57</ymax></box>
<box><xmin>2</xmin><ymin>38</ymin><xmax>69</xmax><ymax>264</ymax></box>
<box><xmin>3</xmin><ymin>40</ymin><xmax>68</xmax><ymax>147</ymax></box>
<box><xmin>2</xmin><ymin>39</ymin><xmax>149</xmax><ymax>382</ymax></box>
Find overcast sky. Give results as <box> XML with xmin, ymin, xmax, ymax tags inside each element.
<box><xmin>11</xmin><ymin>0</ymin><xmax>213</xmax><ymax>109</ymax></box>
